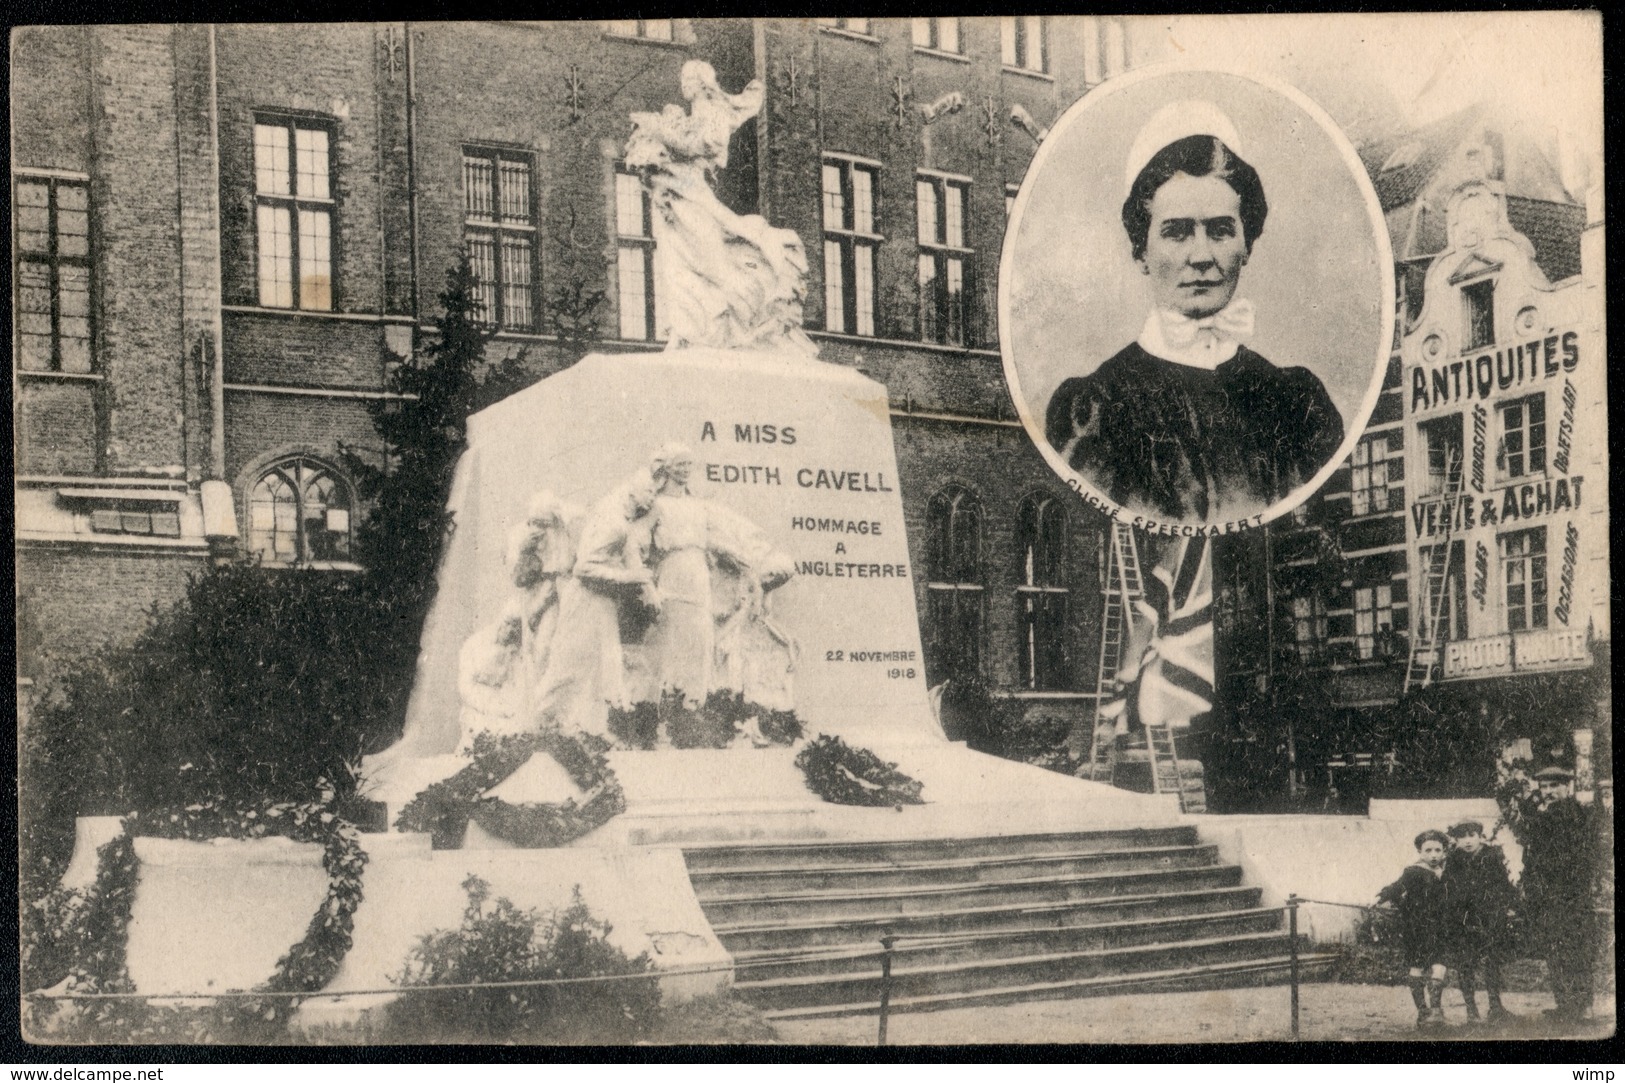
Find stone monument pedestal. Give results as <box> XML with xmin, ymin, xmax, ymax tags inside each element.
<box><xmin>57</xmin><ymin>350</ymin><xmax>1182</xmax><ymax>1021</ymax></box>
<box><xmin>365</xmin><ymin>345</ymin><xmax>1182</xmax><ymax>843</ymax></box>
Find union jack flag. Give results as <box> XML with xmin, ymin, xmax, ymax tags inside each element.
<box><xmin>1100</xmin><ymin>535</ymin><xmax>1214</xmax><ymax>733</ymax></box>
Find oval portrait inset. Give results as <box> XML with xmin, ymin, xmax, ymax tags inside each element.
<box><xmin>1000</xmin><ymin>67</ymin><xmax>1394</xmax><ymax>534</ymax></box>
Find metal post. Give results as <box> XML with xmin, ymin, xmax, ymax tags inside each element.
<box><xmin>877</xmin><ymin>936</ymin><xmax>895</xmax><ymax>1047</ymax></box>
<box><xmin>1287</xmin><ymin>894</ymin><xmax>1301</xmax><ymax>1041</ymax></box>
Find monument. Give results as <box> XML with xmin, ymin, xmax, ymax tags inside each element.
<box><xmin>354</xmin><ymin>61</ymin><xmax>1175</xmax><ymax>841</ymax></box>
<box><xmin>59</xmin><ymin>62</ymin><xmax>1177</xmax><ymax>1024</ymax></box>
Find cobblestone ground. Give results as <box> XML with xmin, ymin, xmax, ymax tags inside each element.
<box><xmin>769</xmin><ymin>984</ymin><xmax>1617</xmax><ymax>1045</ymax></box>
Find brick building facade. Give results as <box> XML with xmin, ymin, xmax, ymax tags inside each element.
<box><xmin>19</xmin><ymin>19</ymin><xmax>1599</xmax><ymax>807</ymax></box>
<box><xmin>13</xmin><ymin>18</ymin><xmax>1134</xmax><ymax>731</ymax></box>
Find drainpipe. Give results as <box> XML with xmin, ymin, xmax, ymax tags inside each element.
<box><xmin>405</xmin><ymin>22</ymin><xmax>421</xmax><ymax>323</ymax></box>
<box><xmin>207</xmin><ymin>24</ymin><xmax>226</xmax><ymax>482</ymax></box>
<box><xmin>200</xmin><ymin>24</ymin><xmax>236</xmax><ymax>557</ymax></box>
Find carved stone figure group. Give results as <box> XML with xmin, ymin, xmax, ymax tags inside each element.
<box><xmin>456</xmin><ymin>444</ymin><xmax>797</xmax><ymax>748</ymax></box>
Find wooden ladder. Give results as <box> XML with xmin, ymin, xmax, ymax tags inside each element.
<box><xmin>1404</xmin><ymin>444</ymin><xmax>1464</xmax><ymax>694</ymax></box>
<box><xmin>1146</xmin><ymin>722</ymin><xmax>1204</xmax><ymax>813</ymax></box>
<box><xmin>1086</xmin><ymin>523</ymin><xmax>1143</xmax><ymax>783</ymax></box>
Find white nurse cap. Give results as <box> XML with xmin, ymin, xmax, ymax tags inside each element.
<box><xmin>1124</xmin><ymin>100</ymin><xmax>1244</xmax><ymax>196</ymax></box>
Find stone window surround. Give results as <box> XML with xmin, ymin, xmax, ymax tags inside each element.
<box><xmin>234</xmin><ymin>447</ymin><xmax>361</xmax><ymax>570</ymax></box>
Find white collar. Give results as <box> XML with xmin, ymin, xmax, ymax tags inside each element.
<box><xmin>1137</xmin><ymin>298</ymin><xmax>1256</xmax><ymax>370</ymax></box>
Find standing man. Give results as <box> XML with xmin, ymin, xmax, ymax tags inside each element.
<box><xmin>1518</xmin><ymin>764</ymin><xmax>1605</xmax><ymax>1024</ymax></box>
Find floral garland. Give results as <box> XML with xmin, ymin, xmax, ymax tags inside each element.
<box><xmin>393</xmin><ymin>730</ymin><xmax>624</xmax><ymax>849</ymax></box>
<box><xmin>34</xmin><ymin>787</ymin><xmax>366</xmax><ymax>1042</ymax></box>
<box><xmin>608</xmin><ymin>690</ymin><xmax>804</xmax><ymax>751</ymax></box>
<box><xmin>794</xmin><ymin>734</ymin><xmax>925</xmax><ymax>808</ymax></box>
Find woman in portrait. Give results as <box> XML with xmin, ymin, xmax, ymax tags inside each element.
<box><xmin>1044</xmin><ymin>101</ymin><xmax>1344</xmax><ymax>522</ymax></box>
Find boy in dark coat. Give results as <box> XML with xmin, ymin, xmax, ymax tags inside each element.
<box><xmin>1444</xmin><ymin>820</ymin><xmax>1516</xmax><ymax>1023</ymax></box>
<box><xmin>1377</xmin><ymin>829</ymin><xmax>1452</xmax><ymax>1028</ymax></box>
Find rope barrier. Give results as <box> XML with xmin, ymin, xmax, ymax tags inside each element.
<box><xmin>29</xmin><ymin>900</ymin><xmax>1329</xmax><ymax>1003</ymax></box>
<box><xmin>23</xmin><ymin>942</ymin><xmax>896</xmax><ymax>1002</ymax></box>
<box><xmin>1295</xmin><ymin>897</ymin><xmax>1386</xmax><ymax>913</ymax></box>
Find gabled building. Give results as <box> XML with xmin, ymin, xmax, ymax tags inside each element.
<box><xmin>1208</xmin><ymin>105</ymin><xmax>1603</xmax><ymax>806</ymax></box>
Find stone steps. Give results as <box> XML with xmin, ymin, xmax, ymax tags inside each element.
<box><xmin>731</xmin><ymin>907</ymin><xmax>1284</xmax><ymax>982</ymax></box>
<box><xmin>684</xmin><ymin>828</ymin><xmax>1309</xmax><ymax>1016</ymax></box>
<box><xmin>682</xmin><ymin>826</ymin><xmax>1200</xmax><ymax>872</ymax></box>
<box><xmin>711</xmin><ymin>884</ymin><xmax>1265</xmax><ymax>953</ymax></box>
<box><xmin>697</xmin><ymin>862</ymin><xmax>1247</xmax><ymax>926</ymax></box>
<box><xmin>679</xmin><ymin>826</ymin><xmax>1202</xmax><ymax>871</ymax></box>
<box><xmin>735</xmin><ymin>930</ymin><xmax>1299</xmax><ymax>1009</ymax></box>
<box><xmin>688</xmin><ymin>843</ymin><xmax>1221</xmax><ymax>896</ymax></box>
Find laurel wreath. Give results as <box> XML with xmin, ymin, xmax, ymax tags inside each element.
<box><xmin>794</xmin><ymin>734</ymin><xmax>925</xmax><ymax>808</ymax></box>
<box><xmin>34</xmin><ymin>788</ymin><xmax>366</xmax><ymax>1041</ymax></box>
<box><xmin>393</xmin><ymin>730</ymin><xmax>625</xmax><ymax>850</ymax></box>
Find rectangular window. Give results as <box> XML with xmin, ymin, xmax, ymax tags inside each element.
<box><xmin>1419</xmin><ymin>414</ymin><xmax>1463</xmax><ymax>497</ymax></box>
<box><xmin>822</xmin><ymin>158</ymin><xmax>880</xmax><ymax>336</ymax></box>
<box><xmin>463</xmin><ymin>149</ymin><xmax>537</xmax><ymax>331</ymax></box>
<box><xmin>615</xmin><ymin>168</ymin><xmax>658</xmax><ymax>340</ymax></box>
<box><xmin>1353</xmin><ymin>584</ymin><xmax>1394</xmax><ymax>660</ymax></box>
<box><xmin>817</xmin><ymin>17</ymin><xmax>871</xmax><ymax>35</ymax></box>
<box><xmin>1001</xmin><ymin>16</ymin><xmax>1047</xmax><ymax>72</ymax></box>
<box><xmin>916</xmin><ymin>174</ymin><xmax>971</xmax><ymax>347</ymax></box>
<box><xmin>911</xmin><ymin>17</ymin><xmax>960</xmax><ymax>52</ymax></box>
<box><xmin>1501</xmin><ymin>527</ymin><xmax>1548</xmax><ymax>632</ymax></box>
<box><xmin>255</xmin><ymin>118</ymin><xmax>333</xmax><ymax>310</ymax></box>
<box><xmin>1463</xmin><ymin>278</ymin><xmax>1495</xmax><ymax>350</ymax></box>
<box><xmin>1498</xmin><ymin>394</ymin><xmax>1547</xmax><ymax>478</ymax></box>
<box><xmin>1351</xmin><ymin>430</ymin><xmax>1403</xmax><ymax>516</ymax></box>
<box><xmin>15</xmin><ymin>176</ymin><xmax>92</xmax><ymax>373</ymax></box>
<box><xmin>605</xmin><ymin>19</ymin><xmax>674</xmax><ymax>41</ymax></box>
<box><xmin>1290</xmin><ymin>593</ymin><xmax>1328</xmax><ymax>663</ymax></box>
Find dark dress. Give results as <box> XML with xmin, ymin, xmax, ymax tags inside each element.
<box><xmin>1444</xmin><ymin>844</ymin><xmax>1515</xmax><ymax>962</ymax></box>
<box><xmin>1045</xmin><ymin>343</ymin><xmax>1344</xmax><ymax>521</ymax></box>
<box><xmin>1378</xmin><ymin>863</ymin><xmax>1449</xmax><ymax>969</ymax></box>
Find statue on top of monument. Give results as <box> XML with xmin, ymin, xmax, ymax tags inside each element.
<box><xmin>625</xmin><ymin>60</ymin><xmax>819</xmax><ymax>360</ymax></box>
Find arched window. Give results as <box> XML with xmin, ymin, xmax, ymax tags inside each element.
<box><xmin>248</xmin><ymin>457</ymin><xmax>353</xmax><ymax>564</ymax></box>
<box><xmin>1016</xmin><ymin>493</ymin><xmax>1072</xmax><ymax>691</ymax></box>
<box><xmin>925</xmin><ymin>485</ymin><xmax>982</xmax><ymax>683</ymax></box>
